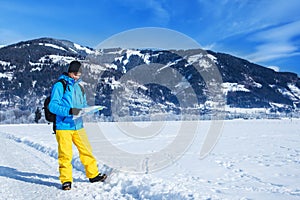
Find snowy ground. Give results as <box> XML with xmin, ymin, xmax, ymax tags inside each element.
<box><xmin>0</xmin><ymin>119</ymin><xmax>300</xmax><ymax>200</ymax></box>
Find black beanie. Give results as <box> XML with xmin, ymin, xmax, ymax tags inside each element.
<box><xmin>68</xmin><ymin>61</ymin><xmax>82</xmax><ymax>73</ymax></box>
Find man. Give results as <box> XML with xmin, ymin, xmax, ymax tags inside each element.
<box><xmin>49</xmin><ymin>60</ymin><xmax>106</xmax><ymax>190</ymax></box>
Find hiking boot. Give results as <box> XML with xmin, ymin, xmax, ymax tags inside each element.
<box><xmin>62</xmin><ymin>182</ymin><xmax>72</xmax><ymax>190</ymax></box>
<box><xmin>89</xmin><ymin>173</ymin><xmax>107</xmax><ymax>183</ymax></box>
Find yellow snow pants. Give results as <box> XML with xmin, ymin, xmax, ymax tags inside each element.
<box><xmin>56</xmin><ymin>128</ymin><xmax>99</xmax><ymax>183</ymax></box>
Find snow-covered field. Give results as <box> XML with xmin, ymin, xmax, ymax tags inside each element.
<box><xmin>0</xmin><ymin>119</ymin><xmax>300</xmax><ymax>200</ymax></box>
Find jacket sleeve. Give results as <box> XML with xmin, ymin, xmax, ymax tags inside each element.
<box><xmin>48</xmin><ymin>82</ymin><xmax>71</xmax><ymax>117</ymax></box>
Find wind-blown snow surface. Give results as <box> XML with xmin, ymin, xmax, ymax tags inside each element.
<box><xmin>0</xmin><ymin>119</ymin><xmax>300</xmax><ymax>200</ymax></box>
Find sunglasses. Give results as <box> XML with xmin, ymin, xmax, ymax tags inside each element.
<box><xmin>73</xmin><ymin>72</ymin><xmax>82</xmax><ymax>77</ymax></box>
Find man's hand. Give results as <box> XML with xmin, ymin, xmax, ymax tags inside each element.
<box><xmin>69</xmin><ymin>108</ymin><xmax>82</xmax><ymax>116</ymax></box>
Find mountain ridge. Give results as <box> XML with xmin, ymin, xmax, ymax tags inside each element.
<box><xmin>0</xmin><ymin>37</ymin><xmax>299</xmax><ymax>123</ymax></box>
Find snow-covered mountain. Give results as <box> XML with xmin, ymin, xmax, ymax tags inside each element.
<box><xmin>0</xmin><ymin>37</ymin><xmax>299</xmax><ymax>123</ymax></box>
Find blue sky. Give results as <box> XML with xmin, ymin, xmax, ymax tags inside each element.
<box><xmin>1</xmin><ymin>0</ymin><xmax>300</xmax><ymax>75</ymax></box>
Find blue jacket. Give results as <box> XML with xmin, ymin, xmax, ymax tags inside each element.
<box><xmin>49</xmin><ymin>73</ymin><xmax>87</xmax><ymax>130</ymax></box>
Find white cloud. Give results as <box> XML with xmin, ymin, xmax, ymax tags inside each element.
<box><xmin>146</xmin><ymin>0</ymin><xmax>170</xmax><ymax>24</ymax></box>
<box><xmin>253</xmin><ymin>20</ymin><xmax>300</xmax><ymax>42</ymax></box>
<box><xmin>196</xmin><ymin>0</ymin><xmax>300</xmax><ymax>45</ymax></box>
<box><xmin>267</xmin><ymin>66</ymin><xmax>280</xmax><ymax>72</ymax></box>
<box><xmin>246</xmin><ymin>20</ymin><xmax>300</xmax><ymax>62</ymax></box>
<box><xmin>115</xmin><ymin>0</ymin><xmax>170</xmax><ymax>25</ymax></box>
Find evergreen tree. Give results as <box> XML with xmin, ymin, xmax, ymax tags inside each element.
<box><xmin>34</xmin><ymin>107</ymin><xmax>42</xmax><ymax>123</ymax></box>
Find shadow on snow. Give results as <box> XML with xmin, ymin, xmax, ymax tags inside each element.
<box><xmin>0</xmin><ymin>166</ymin><xmax>86</xmax><ymax>189</ymax></box>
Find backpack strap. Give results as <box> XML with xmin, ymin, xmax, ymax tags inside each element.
<box><xmin>78</xmin><ymin>84</ymin><xmax>85</xmax><ymax>96</ymax></box>
<box><xmin>57</xmin><ymin>79</ymin><xmax>67</xmax><ymax>93</ymax></box>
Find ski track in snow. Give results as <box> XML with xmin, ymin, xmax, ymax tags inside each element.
<box><xmin>0</xmin><ymin>120</ymin><xmax>300</xmax><ymax>199</ymax></box>
<box><xmin>0</xmin><ymin>125</ymin><xmax>199</xmax><ymax>200</ymax></box>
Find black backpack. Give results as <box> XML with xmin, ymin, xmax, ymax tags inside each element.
<box><xmin>43</xmin><ymin>79</ymin><xmax>67</xmax><ymax>123</ymax></box>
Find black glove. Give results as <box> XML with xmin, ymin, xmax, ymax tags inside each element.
<box><xmin>69</xmin><ymin>108</ymin><xmax>82</xmax><ymax>115</ymax></box>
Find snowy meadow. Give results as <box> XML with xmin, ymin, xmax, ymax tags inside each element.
<box><xmin>0</xmin><ymin>119</ymin><xmax>300</xmax><ymax>200</ymax></box>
